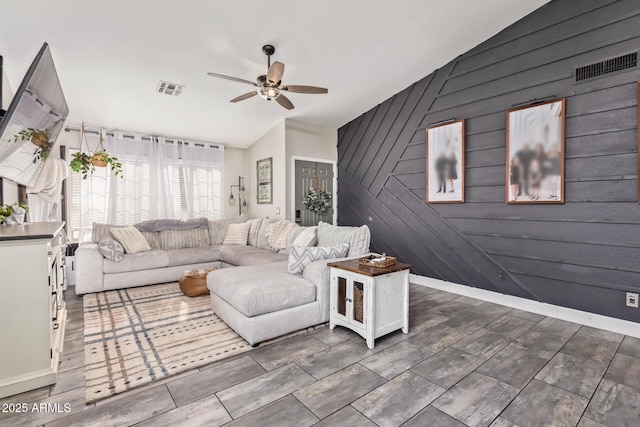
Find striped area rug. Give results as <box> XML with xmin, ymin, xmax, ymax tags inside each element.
<box><xmin>83</xmin><ymin>283</ymin><xmax>250</xmax><ymax>403</ymax></box>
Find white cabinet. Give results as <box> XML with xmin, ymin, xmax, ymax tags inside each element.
<box><xmin>0</xmin><ymin>222</ymin><xmax>67</xmax><ymax>398</ymax></box>
<box><xmin>328</xmin><ymin>260</ymin><xmax>410</xmax><ymax>349</ymax></box>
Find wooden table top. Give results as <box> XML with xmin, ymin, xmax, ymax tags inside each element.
<box><xmin>327</xmin><ymin>259</ymin><xmax>412</xmax><ymax>277</ymax></box>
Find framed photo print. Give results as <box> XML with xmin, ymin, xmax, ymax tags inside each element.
<box><xmin>426</xmin><ymin>119</ymin><xmax>465</xmax><ymax>203</ymax></box>
<box><xmin>506</xmin><ymin>98</ymin><xmax>565</xmax><ymax>204</ymax></box>
<box><xmin>257</xmin><ymin>157</ymin><xmax>273</xmax><ymax>204</ymax></box>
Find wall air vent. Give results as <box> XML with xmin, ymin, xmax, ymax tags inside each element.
<box><xmin>156</xmin><ymin>80</ymin><xmax>184</xmax><ymax>96</ymax></box>
<box><xmin>574</xmin><ymin>52</ymin><xmax>637</xmax><ymax>83</ymax></box>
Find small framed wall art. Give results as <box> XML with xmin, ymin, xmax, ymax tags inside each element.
<box><xmin>257</xmin><ymin>157</ymin><xmax>273</xmax><ymax>204</ymax></box>
<box><xmin>426</xmin><ymin>119</ymin><xmax>465</xmax><ymax>203</ymax></box>
<box><xmin>506</xmin><ymin>98</ymin><xmax>565</xmax><ymax>204</ymax></box>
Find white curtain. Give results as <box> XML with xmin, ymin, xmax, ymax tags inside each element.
<box><xmin>181</xmin><ymin>142</ymin><xmax>224</xmax><ymax>220</ymax></box>
<box><xmin>76</xmin><ymin>132</ymin><xmax>223</xmax><ymax>241</ymax></box>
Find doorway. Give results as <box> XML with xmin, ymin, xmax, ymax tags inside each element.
<box><xmin>293</xmin><ymin>158</ymin><xmax>336</xmax><ymax>226</ymax></box>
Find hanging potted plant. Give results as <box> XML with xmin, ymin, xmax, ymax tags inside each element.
<box><xmin>12</xmin><ymin>127</ymin><xmax>55</xmax><ymax>163</ymax></box>
<box><xmin>69</xmin><ymin>124</ymin><xmax>123</xmax><ymax>179</ymax></box>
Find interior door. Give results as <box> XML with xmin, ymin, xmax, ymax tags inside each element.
<box><xmin>295</xmin><ymin>160</ymin><xmax>334</xmax><ymax>226</ymax></box>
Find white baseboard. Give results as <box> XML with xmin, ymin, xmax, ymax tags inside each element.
<box><xmin>410</xmin><ymin>274</ymin><xmax>640</xmax><ymax>339</ymax></box>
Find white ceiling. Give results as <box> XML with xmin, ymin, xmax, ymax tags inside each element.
<box><xmin>0</xmin><ymin>0</ymin><xmax>549</xmax><ymax>148</ymax></box>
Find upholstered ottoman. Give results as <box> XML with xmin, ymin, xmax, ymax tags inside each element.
<box><xmin>179</xmin><ymin>268</ymin><xmax>217</xmax><ymax>297</ymax></box>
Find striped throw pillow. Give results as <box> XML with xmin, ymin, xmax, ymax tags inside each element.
<box><xmin>208</xmin><ymin>215</ymin><xmax>247</xmax><ymax>245</ymax></box>
<box><xmin>110</xmin><ymin>226</ymin><xmax>151</xmax><ymax>254</ymax></box>
<box><xmin>288</xmin><ymin>243</ymin><xmax>350</xmax><ymax>275</ymax></box>
<box><xmin>223</xmin><ymin>222</ymin><xmax>251</xmax><ymax>245</ymax></box>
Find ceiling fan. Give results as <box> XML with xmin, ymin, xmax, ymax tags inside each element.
<box><xmin>207</xmin><ymin>44</ymin><xmax>328</xmax><ymax>110</ymax></box>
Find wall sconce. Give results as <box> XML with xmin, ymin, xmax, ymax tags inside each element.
<box><xmin>229</xmin><ymin>176</ymin><xmax>248</xmax><ymax>215</ymax></box>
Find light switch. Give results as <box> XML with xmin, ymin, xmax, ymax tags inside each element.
<box><xmin>275</xmin><ymin>207</ymin><xmax>280</xmax><ymax>215</ymax></box>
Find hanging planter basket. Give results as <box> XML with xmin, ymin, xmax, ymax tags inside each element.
<box><xmin>12</xmin><ymin>128</ymin><xmax>54</xmax><ymax>163</ymax></box>
<box><xmin>69</xmin><ymin>124</ymin><xmax>123</xmax><ymax>179</ymax></box>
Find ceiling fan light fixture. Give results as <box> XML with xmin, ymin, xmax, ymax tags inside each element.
<box><xmin>257</xmin><ymin>86</ymin><xmax>281</xmax><ymax>101</ymax></box>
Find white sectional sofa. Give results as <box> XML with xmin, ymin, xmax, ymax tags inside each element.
<box><xmin>75</xmin><ymin>216</ymin><xmax>371</xmax><ymax>345</ymax></box>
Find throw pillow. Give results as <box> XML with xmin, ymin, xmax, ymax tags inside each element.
<box><xmin>256</xmin><ymin>218</ymin><xmax>276</xmax><ymax>250</ymax></box>
<box><xmin>247</xmin><ymin>217</ymin><xmax>265</xmax><ymax>247</ymax></box>
<box><xmin>208</xmin><ymin>214</ymin><xmax>247</xmax><ymax>245</ymax></box>
<box><xmin>293</xmin><ymin>226</ymin><xmax>317</xmax><ymax>247</ymax></box>
<box><xmin>98</xmin><ymin>237</ymin><xmax>124</xmax><ymax>262</ymax></box>
<box><xmin>223</xmin><ymin>222</ymin><xmax>250</xmax><ymax>245</ymax></box>
<box><xmin>316</xmin><ymin>222</ymin><xmax>371</xmax><ymax>257</ymax></box>
<box><xmin>288</xmin><ymin>243</ymin><xmax>350</xmax><ymax>275</ymax></box>
<box><xmin>110</xmin><ymin>226</ymin><xmax>151</xmax><ymax>254</ymax></box>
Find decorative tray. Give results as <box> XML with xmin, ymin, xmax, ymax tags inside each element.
<box><xmin>359</xmin><ymin>254</ymin><xmax>397</xmax><ymax>268</ymax></box>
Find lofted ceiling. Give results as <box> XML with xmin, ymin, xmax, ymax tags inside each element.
<box><xmin>0</xmin><ymin>0</ymin><xmax>549</xmax><ymax>148</ymax></box>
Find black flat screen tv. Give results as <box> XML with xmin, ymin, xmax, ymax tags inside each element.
<box><xmin>0</xmin><ymin>42</ymin><xmax>69</xmax><ymax>186</ymax></box>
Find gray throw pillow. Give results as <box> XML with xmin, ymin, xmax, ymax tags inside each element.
<box><xmin>288</xmin><ymin>243</ymin><xmax>350</xmax><ymax>275</ymax></box>
<box><xmin>98</xmin><ymin>237</ymin><xmax>124</xmax><ymax>262</ymax></box>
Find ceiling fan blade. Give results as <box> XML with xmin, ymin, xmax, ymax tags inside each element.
<box><xmin>207</xmin><ymin>72</ymin><xmax>257</xmax><ymax>86</ymax></box>
<box><xmin>267</xmin><ymin>61</ymin><xmax>285</xmax><ymax>84</ymax></box>
<box><xmin>276</xmin><ymin>93</ymin><xmax>294</xmax><ymax>110</ymax></box>
<box><xmin>230</xmin><ymin>91</ymin><xmax>258</xmax><ymax>103</ymax></box>
<box><xmin>281</xmin><ymin>85</ymin><xmax>328</xmax><ymax>94</ymax></box>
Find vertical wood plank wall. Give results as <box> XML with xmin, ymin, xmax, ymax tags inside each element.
<box><xmin>337</xmin><ymin>0</ymin><xmax>640</xmax><ymax>323</ymax></box>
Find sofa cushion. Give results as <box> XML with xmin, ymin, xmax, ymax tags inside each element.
<box><xmin>98</xmin><ymin>237</ymin><xmax>124</xmax><ymax>262</ymax></box>
<box><xmin>208</xmin><ymin>215</ymin><xmax>247</xmax><ymax>245</ymax></box>
<box><xmin>159</xmin><ymin>228</ymin><xmax>211</xmax><ymax>250</ymax></box>
<box><xmin>165</xmin><ymin>246</ymin><xmax>223</xmax><ymax>267</ymax></box>
<box><xmin>103</xmin><ymin>250</ymin><xmax>169</xmax><ymax>274</ymax></box>
<box><xmin>207</xmin><ymin>262</ymin><xmax>316</xmax><ymax>317</ymax></box>
<box><xmin>220</xmin><ymin>245</ymin><xmax>287</xmax><ymax>266</ymax></box>
<box><xmin>223</xmin><ymin>222</ymin><xmax>250</xmax><ymax>245</ymax></box>
<box><xmin>288</xmin><ymin>243</ymin><xmax>350</xmax><ymax>274</ymax></box>
<box><xmin>110</xmin><ymin>226</ymin><xmax>152</xmax><ymax>254</ymax></box>
<box><xmin>139</xmin><ymin>231</ymin><xmax>160</xmax><ymax>250</ymax></box>
<box><xmin>293</xmin><ymin>226</ymin><xmax>317</xmax><ymax>247</ymax></box>
<box><xmin>316</xmin><ymin>222</ymin><xmax>370</xmax><ymax>256</ymax></box>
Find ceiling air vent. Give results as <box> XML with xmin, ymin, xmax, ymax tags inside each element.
<box><xmin>156</xmin><ymin>80</ymin><xmax>184</xmax><ymax>96</ymax></box>
<box><xmin>574</xmin><ymin>52</ymin><xmax>638</xmax><ymax>83</ymax></box>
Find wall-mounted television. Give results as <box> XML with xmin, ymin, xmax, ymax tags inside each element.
<box><xmin>0</xmin><ymin>42</ymin><xmax>69</xmax><ymax>186</ymax></box>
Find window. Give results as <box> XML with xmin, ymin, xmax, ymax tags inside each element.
<box><xmin>67</xmin><ymin>135</ymin><xmax>224</xmax><ymax>242</ymax></box>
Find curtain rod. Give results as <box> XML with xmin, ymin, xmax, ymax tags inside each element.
<box><xmin>64</xmin><ymin>126</ymin><xmax>224</xmax><ymax>149</ymax></box>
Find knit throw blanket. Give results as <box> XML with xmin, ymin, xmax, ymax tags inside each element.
<box><xmin>266</xmin><ymin>220</ymin><xmax>297</xmax><ymax>250</ymax></box>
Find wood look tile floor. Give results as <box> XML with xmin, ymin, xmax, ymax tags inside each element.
<box><xmin>1</xmin><ymin>284</ymin><xmax>639</xmax><ymax>427</ymax></box>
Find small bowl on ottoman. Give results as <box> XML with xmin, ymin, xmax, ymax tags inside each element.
<box><xmin>179</xmin><ymin>268</ymin><xmax>217</xmax><ymax>297</ymax></box>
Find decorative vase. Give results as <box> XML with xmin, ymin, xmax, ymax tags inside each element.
<box><xmin>9</xmin><ymin>206</ymin><xmax>26</xmax><ymax>225</ymax></box>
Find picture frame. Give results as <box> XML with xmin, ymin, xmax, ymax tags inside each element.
<box><xmin>506</xmin><ymin>98</ymin><xmax>565</xmax><ymax>204</ymax></box>
<box><xmin>257</xmin><ymin>157</ymin><xmax>273</xmax><ymax>204</ymax></box>
<box><xmin>426</xmin><ymin>119</ymin><xmax>465</xmax><ymax>203</ymax></box>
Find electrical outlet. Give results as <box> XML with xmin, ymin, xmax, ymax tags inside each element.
<box><xmin>626</xmin><ymin>292</ymin><xmax>639</xmax><ymax>308</ymax></box>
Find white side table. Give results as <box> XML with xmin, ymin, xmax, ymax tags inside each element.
<box><xmin>328</xmin><ymin>259</ymin><xmax>411</xmax><ymax>349</ymax></box>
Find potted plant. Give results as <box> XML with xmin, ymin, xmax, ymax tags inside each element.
<box><xmin>70</xmin><ymin>150</ymin><xmax>123</xmax><ymax>179</ymax></box>
<box><xmin>12</xmin><ymin>128</ymin><xmax>54</xmax><ymax>163</ymax></box>
<box><xmin>0</xmin><ymin>205</ymin><xmax>12</xmax><ymax>225</ymax></box>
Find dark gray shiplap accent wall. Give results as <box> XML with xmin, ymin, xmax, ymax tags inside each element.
<box><xmin>337</xmin><ymin>0</ymin><xmax>640</xmax><ymax>323</ymax></box>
